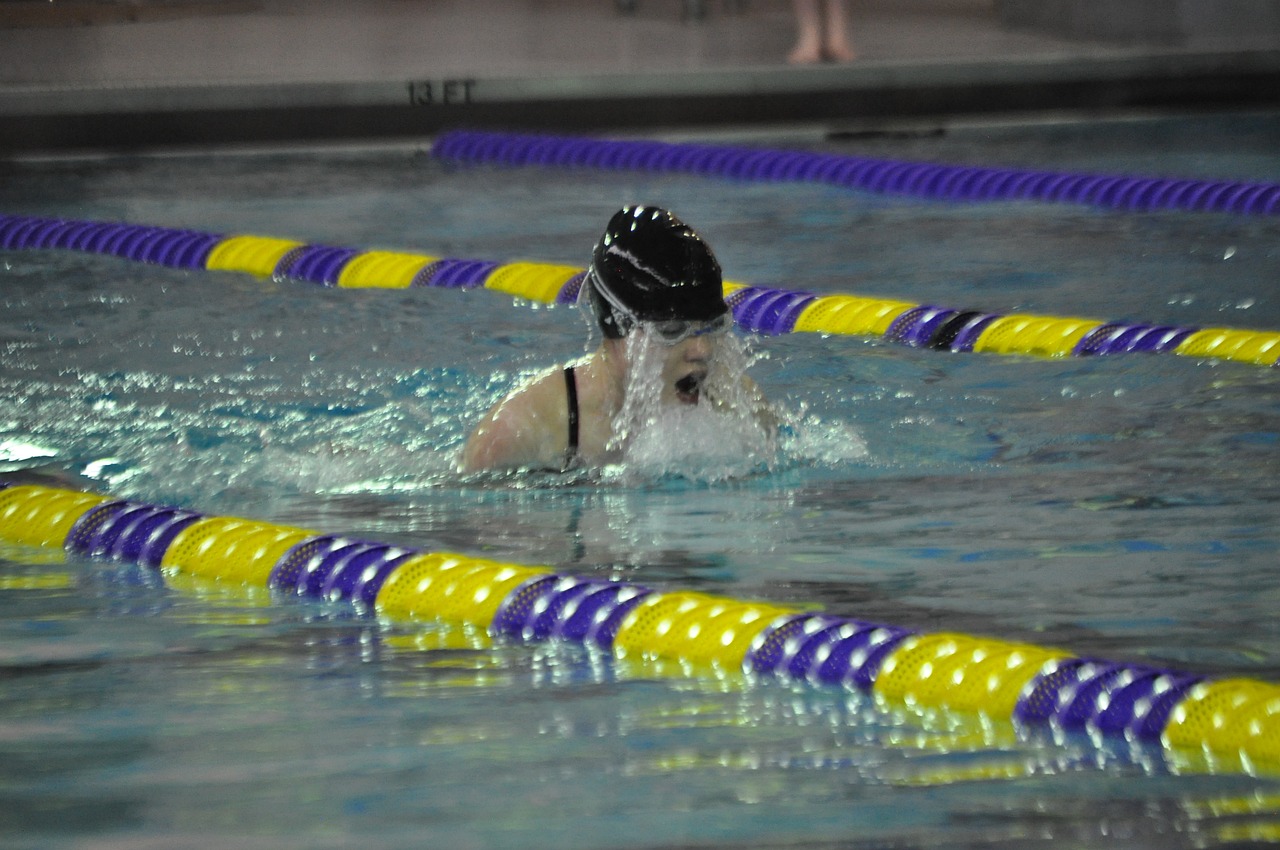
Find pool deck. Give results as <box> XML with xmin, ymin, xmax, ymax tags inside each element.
<box><xmin>2</xmin><ymin>0</ymin><xmax>1280</xmax><ymax>154</ymax></box>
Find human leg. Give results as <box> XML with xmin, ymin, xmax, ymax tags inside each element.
<box><xmin>788</xmin><ymin>0</ymin><xmax>823</xmax><ymax>64</ymax></box>
<box><xmin>821</xmin><ymin>0</ymin><xmax>856</xmax><ymax>62</ymax></box>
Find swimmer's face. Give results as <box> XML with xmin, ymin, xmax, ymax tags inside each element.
<box><xmin>634</xmin><ymin>316</ymin><xmax>730</xmax><ymax>406</ymax></box>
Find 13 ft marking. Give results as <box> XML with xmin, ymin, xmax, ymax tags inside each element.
<box><xmin>408</xmin><ymin>80</ymin><xmax>477</xmax><ymax>106</ymax></box>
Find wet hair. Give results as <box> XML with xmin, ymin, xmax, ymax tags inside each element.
<box><xmin>584</xmin><ymin>206</ymin><xmax>728</xmax><ymax>339</ymax></box>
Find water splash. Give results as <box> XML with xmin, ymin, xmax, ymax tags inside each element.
<box><xmin>777</xmin><ymin>406</ymin><xmax>870</xmax><ymax>470</ymax></box>
<box><xmin>603</xmin><ymin>331</ymin><xmax>779</xmax><ymax>484</ymax></box>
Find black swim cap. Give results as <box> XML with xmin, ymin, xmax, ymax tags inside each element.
<box><xmin>586</xmin><ymin>206</ymin><xmax>727</xmax><ymax>339</ymax></box>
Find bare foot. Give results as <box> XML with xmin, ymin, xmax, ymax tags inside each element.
<box><xmin>788</xmin><ymin>39</ymin><xmax>823</xmax><ymax>65</ymax></box>
<box><xmin>823</xmin><ymin>41</ymin><xmax>858</xmax><ymax>63</ymax></box>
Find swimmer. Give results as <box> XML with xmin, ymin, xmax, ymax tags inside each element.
<box><xmin>461</xmin><ymin>206</ymin><xmax>773</xmax><ymax>474</ymax></box>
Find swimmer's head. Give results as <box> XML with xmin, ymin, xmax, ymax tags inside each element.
<box><xmin>585</xmin><ymin>206</ymin><xmax>729</xmax><ymax>340</ymax></box>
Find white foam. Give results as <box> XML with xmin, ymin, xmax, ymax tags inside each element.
<box><xmin>605</xmin><ymin>331</ymin><xmax>779</xmax><ymax>483</ymax></box>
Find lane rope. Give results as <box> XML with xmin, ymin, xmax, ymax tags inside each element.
<box><xmin>2</xmin><ymin>213</ymin><xmax>1277</xmax><ymax>367</ymax></box>
<box><xmin>2</xmin><ymin>480</ymin><xmax>1278</xmax><ymax>775</ymax></box>
<box><xmin>431</xmin><ymin>129</ymin><xmax>1280</xmax><ymax>216</ymax></box>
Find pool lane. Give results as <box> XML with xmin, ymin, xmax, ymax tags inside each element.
<box><xmin>3</xmin><ymin>212</ymin><xmax>1279</xmax><ymax>367</ymax></box>
<box><xmin>2</xmin><ymin>481</ymin><xmax>1278</xmax><ymax>776</ymax></box>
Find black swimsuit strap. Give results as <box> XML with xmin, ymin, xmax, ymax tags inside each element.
<box><xmin>563</xmin><ymin>365</ymin><xmax>580</xmax><ymax>467</ymax></box>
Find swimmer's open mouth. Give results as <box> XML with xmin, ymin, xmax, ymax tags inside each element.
<box><xmin>675</xmin><ymin>374</ymin><xmax>702</xmax><ymax>404</ymax></box>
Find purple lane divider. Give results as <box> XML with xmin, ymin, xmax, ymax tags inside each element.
<box><xmin>36</xmin><ymin>219</ymin><xmax>86</xmax><ymax>249</ymax></box>
<box><xmin>1014</xmin><ymin>659</ymin><xmax>1205</xmax><ymax>740</ymax></box>
<box><xmin>129</xmin><ymin>229</ymin><xmax>178</xmax><ymax>264</ymax></box>
<box><xmin>10</xmin><ymin>478</ymin><xmax>1266</xmax><ymax>765</ymax></box>
<box><xmin>276</xmin><ymin>244</ymin><xmax>359</xmax><ymax>286</ymax></box>
<box><xmin>556</xmin><ymin>582</ymin><xmax>652</xmax><ymax>647</ymax></box>
<box><xmin>1094</xmin><ymin>669</ymin><xmax>1204</xmax><ymax>739</ymax></box>
<box><xmin>1075</xmin><ymin>323</ymin><xmax>1197</xmax><ymax>356</ymax></box>
<box><xmin>727</xmin><ymin>286</ymin><xmax>817</xmax><ymax>335</ymax></box>
<box><xmin>929</xmin><ymin>310</ymin><xmax>998</xmax><ymax>352</ymax></box>
<box><xmin>16</xmin><ymin>216</ymin><xmax>61</xmax><ymax>246</ymax></box>
<box><xmin>492</xmin><ymin>575</ymin><xmax>654</xmax><ymax>649</ymax></box>
<box><xmin>113</xmin><ymin>227</ymin><xmax>168</xmax><ymax>261</ymax></box>
<box><xmin>70</xmin><ymin>222</ymin><xmax>119</xmax><ymax>253</ymax></box>
<box><xmin>432</xmin><ymin>131</ymin><xmax>1280</xmax><ymax>215</ymax></box>
<box><xmin>176</xmin><ymin>232</ymin><xmax>224</xmax><ymax>269</ymax></box>
<box><xmin>0</xmin><ymin>216</ymin><xmax>225</xmax><ymax>269</ymax></box>
<box><xmin>67</xmin><ymin>501</ymin><xmax>205</xmax><ymax>569</ymax></box>
<box><xmin>491</xmin><ymin>574</ymin><xmax>563</xmax><ymax>639</ymax></box>
<box><xmin>271</xmin><ymin>536</ymin><xmax>419</xmax><ymax>606</ymax></box>
<box><xmin>416</xmin><ymin>258</ymin><xmax>500</xmax><ymax>289</ymax></box>
<box><xmin>56</xmin><ymin>221</ymin><xmax>105</xmax><ymax>251</ymax></box>
<box><xmin>85</xmin><ymin>223</ymin><xmax>139</xmax><ymax>255</ymax></box>
<box><xmin>27</xmin><ymin>219</ymin><xmax>75</xmax><ymax>248</ymax></box>
<box><xmin>747</xmin><ymin>614</ymin><xmax>915</xmax><ymax>691</ymax></box>
<box><xmin>556</xmin><ymin>271</ymin><xmax>588</xmax><ymax>305</ymax></box>
<box><xmin>6</xmin><ymin>212</ymin><xmax>1275</xmax><ymax>373</ymax></box>
<box><xmin>886</xmin><ymin>305</ymin><xmax>959</xmax><ymax>349</ymax></box>
<box><xmin>0</xmin><ymin>215</ymin><xmax>46</xmax><ymax>249</ymax></box>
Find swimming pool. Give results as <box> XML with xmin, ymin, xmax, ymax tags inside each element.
<box><xmin>2</xmin><ymin>111</ymin><xmax>1279</xmax><ymax>848</ymax></box>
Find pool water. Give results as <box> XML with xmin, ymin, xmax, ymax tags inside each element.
<box><xmin>2</xmin><ymin>112</ymin><xmax>1280</xmax><ymax>848</ymax></box>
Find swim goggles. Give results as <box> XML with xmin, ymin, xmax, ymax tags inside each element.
<box><xmin>646</xmin><ymin>312</ymin><xmax>733</xmax><ymax>345</ymax></box>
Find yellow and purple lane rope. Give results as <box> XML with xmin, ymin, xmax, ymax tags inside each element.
<box><xmin>2</xmin><ymin>481</ymin><xmax>1279</xmax><ymax>774</ymax></box>
<box><xmin>2</xmin><ymin>212</ymin><xmax>1278</xmax><ymax>367</ymax></box>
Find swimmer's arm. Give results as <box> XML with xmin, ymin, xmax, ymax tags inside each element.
<box><xmin>747</xmin><ymin>376</ymin><xmax>780</xmax><ymax>435</ymax></box>
<box><xmin>723</xmin><ymin>374</ymin><xmax>778</xmax><ymax>435</ymax></box>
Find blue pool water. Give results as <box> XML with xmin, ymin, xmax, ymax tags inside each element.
<box><xmin>2</xmin><ymin>112</ymin><xmax>1280</xmax><ymax>848</ymax></box>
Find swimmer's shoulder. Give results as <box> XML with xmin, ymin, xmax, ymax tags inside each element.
<box><xmin>461</xmin><ymin>366</ymin><xmax>571</xmax><ymax>472</ymax></box>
